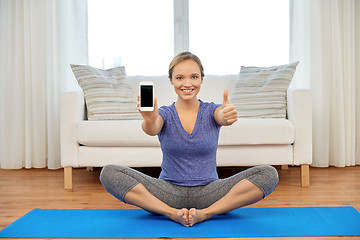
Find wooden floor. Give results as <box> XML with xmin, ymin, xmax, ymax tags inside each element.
<box><xmin>0</xmin><ymin>166</ymin><xmax>360</xmax><ymax>240</ymax></box>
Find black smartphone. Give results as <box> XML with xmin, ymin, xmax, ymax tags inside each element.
<box><xmin>139</xmin><ymin>81</ymin><xmax>154</xmax><ymax>111</ymax></box>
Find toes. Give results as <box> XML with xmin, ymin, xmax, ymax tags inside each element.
<box><xmin>182</xmin><ymin>208</ymin><xmax>190</xmax><ymax>226</ymax></box>
<box><xmin>176</xmin><ymin>208</ymin><xmax>189</xmax><ymax>227</ymax></box>
<box><xmin>189</xmin><ymin>208</ymin><xmax>197</xmax><ymax>227</ymax></box>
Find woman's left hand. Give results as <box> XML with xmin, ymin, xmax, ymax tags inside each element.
<box><xmin>215</xmin><ymin>90</ymin><xmax>238</xmax><ymax>126</ymax></box>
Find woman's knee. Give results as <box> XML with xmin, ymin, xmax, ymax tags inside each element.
<box><xmin>99</xmin><ymin>164</ymin><xmax>120</xmax><ymax>187</ymax></box>
<box><xmin>247</xmin><ymin>165</ymin><xmax>279</xmax><ymax>197</ymax></box>
<box><xmin>262</xmin><ymin>165</ymin><xmax>279</xmax><ymax>193</ymax></box>
<box><xmin>100</xmin><ymin>164</ymin><xmax>141</xmax><ymax>202</ymax></box>
<box><xmin>100</xmin><ymin>165</ymin><xmax>110</xmax><ymax>186</ymax></box>
<box><xmin>261</xmin><ymin>165</ymin><xmax>279</xmax><ymax>184</ymax></box>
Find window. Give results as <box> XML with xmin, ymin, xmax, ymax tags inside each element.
<box><xmin>88</xmin><ymin>0</ymin><xmax>289</xmax><ymax>75</ymax></box>
<box><xmin>88</xmin><ymin>0</ymin><xmax>174</xmax><ymax>75</ymax></box>
<box><xmin>189</xmin><ymin>0</ymin><xmax>289</xmax><ymax>74</ymax></box>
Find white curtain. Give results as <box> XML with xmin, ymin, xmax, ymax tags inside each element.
<box><xmin>0</xmin><ymin>0</ymin><xmax>88</xmax><ymax>169</ymax></box>
<box><xmin>290</xmin><ymin>0</ymin><xmax>360</xmax><ymax>167</ymax></box>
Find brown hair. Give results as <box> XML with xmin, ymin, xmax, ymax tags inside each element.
<box><xmin>168</xmin><ymin>52</ymin><xmax>204</xmax><ymax>79</ymax></box>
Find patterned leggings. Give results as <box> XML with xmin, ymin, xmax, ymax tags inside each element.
<box><xmin>100</xmin><ymin>165</ymin><xmax>279</xmax><ymax>209</ymax></box>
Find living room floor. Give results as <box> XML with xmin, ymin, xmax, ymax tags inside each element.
<box><xmin>0</xmin><ymin>166</ymin><xmax>359</xmax><ymax>240</ymax></box>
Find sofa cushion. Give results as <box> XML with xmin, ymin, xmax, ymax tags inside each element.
<box><xmin>77</xmin><ymin>118</ymin><xmax>294</xmax><ymax>147</ymax></box>
<box><xmin>231</xmin><ymin>62</ymin><xmax>299</xmax><ymax>118</ymax></box>
<box><xmin>218</xmin><ymin>118</ymin><xmax>294</xmax><ymax>145</ymax></box>
<box><xmin>77</xmin><ymin>120</ymin><xmax>159</xmax><ymax>147</ymax></box>
<box><xmin>71</xmin><ymin>64</ymin><xmax>141</xmax><ymax>120</ymax></box>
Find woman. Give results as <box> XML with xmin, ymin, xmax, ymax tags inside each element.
<box><xmin>100</xmin><ymin>52</ymin><xmax>279</xmax><ymax>227</ymax></box>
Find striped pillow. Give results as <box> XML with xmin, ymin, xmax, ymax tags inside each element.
<box><xmin>70</xmin><ymin>64</ymin><xmax>141</xmax><ymax>120</ymax></box>
<box><xmin>231</xmin><ymin>62</ymin><xmax>299</xmax><ymax>118</ymax></box>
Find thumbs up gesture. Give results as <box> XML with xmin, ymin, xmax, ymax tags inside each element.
<box><xmin>219</xmin><ymin>90</ymin><xmax>238</xmax><ymax>126</ymax></box>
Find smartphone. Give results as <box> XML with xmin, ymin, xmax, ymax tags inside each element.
<box><xmin>139</xmin><ymin>81</ymin><xmax>154</xmax><ymax>111</ymax></box>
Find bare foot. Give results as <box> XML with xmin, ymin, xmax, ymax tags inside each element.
<box><xmin>188</xmin><ymin>208</ymin><xmax>210</xmax><ymax>227</ymax></box>
<box><xmin>170</xmin><ymin>208</ymin><xmax>190</xmax><ymax>227</ymax></box>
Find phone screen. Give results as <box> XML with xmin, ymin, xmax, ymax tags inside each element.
<box><xmin>140</xmin><ymin>85</ymin><xmax>153</xmax><ymax>107</ymax></box>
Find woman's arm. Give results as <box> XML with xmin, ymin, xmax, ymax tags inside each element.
<box><xmin>142</xmin><ymin>113</ymin><xmax>164</xmax><ymax>136</ymax></box>
<box><xmin>214</xmin><ymin>90</ymin><xmax>238</xmax><ymax>126</ymax></box>
<box><xmin>137</xmin><ymin>96</ymin><xmax>164</xmax><ymax>136</ymax></box>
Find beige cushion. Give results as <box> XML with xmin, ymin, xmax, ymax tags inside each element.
<box><xmin>71</xmin><ymin>64</ymin><xmax>141</xmax><ymax>120</ymax></box>
<box><xmin>77</xmin><ymin>120</ymin><xmax>159</xmax><ymax>147</ymax></box>
<box><xmin>231</xmin><ymin>62</ymin><xmax>299</xmax><ymax>118</ymax></box>
<box><xmin>77</xmin><ymin>118</ymin><xmax>294</xmax><ymax>147</ymax></box>
<box><xmin>218</xmin><ymin>118</ymin><xmax>294</xmax><ymax>146</ymax></box>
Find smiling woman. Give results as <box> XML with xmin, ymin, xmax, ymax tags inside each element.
<box><xmin>98</xmin><ymin>51</ymin><xmax>278</xmax><ymax>227</ymax></box>
<box><xmin>170</xmin><ymin>59</ymin><xmax>203</xmax><ymax>103</ymax></box>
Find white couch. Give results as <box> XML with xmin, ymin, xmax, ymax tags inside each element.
<box><xmin>60</xmin><ymin>75</ymin><xmax>312</xmax><ymax>189</ymax></box>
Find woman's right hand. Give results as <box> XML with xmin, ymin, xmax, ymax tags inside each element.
<box><xmin>136</xmin><ymin>94</ymin><xmax>159</xmax><ymax>123</ymax></box>
<box><xmin>136</xmin><ymin>95</ymin><xmax>163</xmax><ymax>136</ymax></box>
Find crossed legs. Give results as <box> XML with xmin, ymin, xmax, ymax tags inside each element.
<box><xmin>124</xmin><ymin>179</ymin><xmax>264</xmax><ymax>227</ymax></box>
<box><xmin>100</xmin><ymin>165</ymin><xmax>278</xmax><ymax>227</ymax></box>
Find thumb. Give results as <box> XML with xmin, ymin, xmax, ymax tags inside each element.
<box><xmin>154</xmin><ymin>97</ymin><xmax>158</xmax><ymax>110</ymax></box>
<box><xmin>223</xmin><ymin>89</ymin><xmax>229</xmax><ymax>106</ymax></box>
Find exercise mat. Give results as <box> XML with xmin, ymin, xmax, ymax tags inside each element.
<box><xmin>1</xmin><ymin>207</ymin><xmax>360</xmax><ymax>238</ymax></box>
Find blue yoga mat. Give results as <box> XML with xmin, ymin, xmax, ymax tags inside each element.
<box><xmin>1</xmin><ymin>207</ymin><xmax>360</xmax><ymax>238</ymax></box>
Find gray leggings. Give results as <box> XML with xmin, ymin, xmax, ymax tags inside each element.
<box><xmin>100</xmin><ymin>165</ymin><xmax>278</xmax><ymax>209</ymax></box>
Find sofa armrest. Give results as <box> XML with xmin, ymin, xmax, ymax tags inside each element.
<box><xmin>60</xmin><ymin>91</ymin><xmax>85</xmax><ymax>167</ymax></box>
<box><xmin>287</xmin><ymin>88</ymin><xmax>312</xmax><ymax>165</ymax></box>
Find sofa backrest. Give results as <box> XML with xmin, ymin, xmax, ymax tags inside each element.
<box><xmin>127</xmin><ymin>74</ymin><xmax>238</xmax><ymax>107</ymax></box>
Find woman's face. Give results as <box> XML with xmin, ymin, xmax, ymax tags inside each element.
<box><xmin>170</xmin><ymin>59</ymin><xmax>203</xmax><ymax>102</ymax></box>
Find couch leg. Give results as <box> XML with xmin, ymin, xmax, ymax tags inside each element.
<box><xmin>281</xmin><ymin>165</ymin><xmax>288</xmax><ymax>170</ymax></box>
<box><xmin>64</xmin><ymin>166</ymin><xmax>73</xmax><ymax>190</ymax></box>
<box><xmin>301</xmin><ymin>164</ymin><xmax>310</xmax><ymax>187</ymax></box>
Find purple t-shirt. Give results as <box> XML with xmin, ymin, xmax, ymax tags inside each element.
<box><xmin>157</xmin><ymin>100</ymin><xmax>222</xmax><ymax>186</ymax></box>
